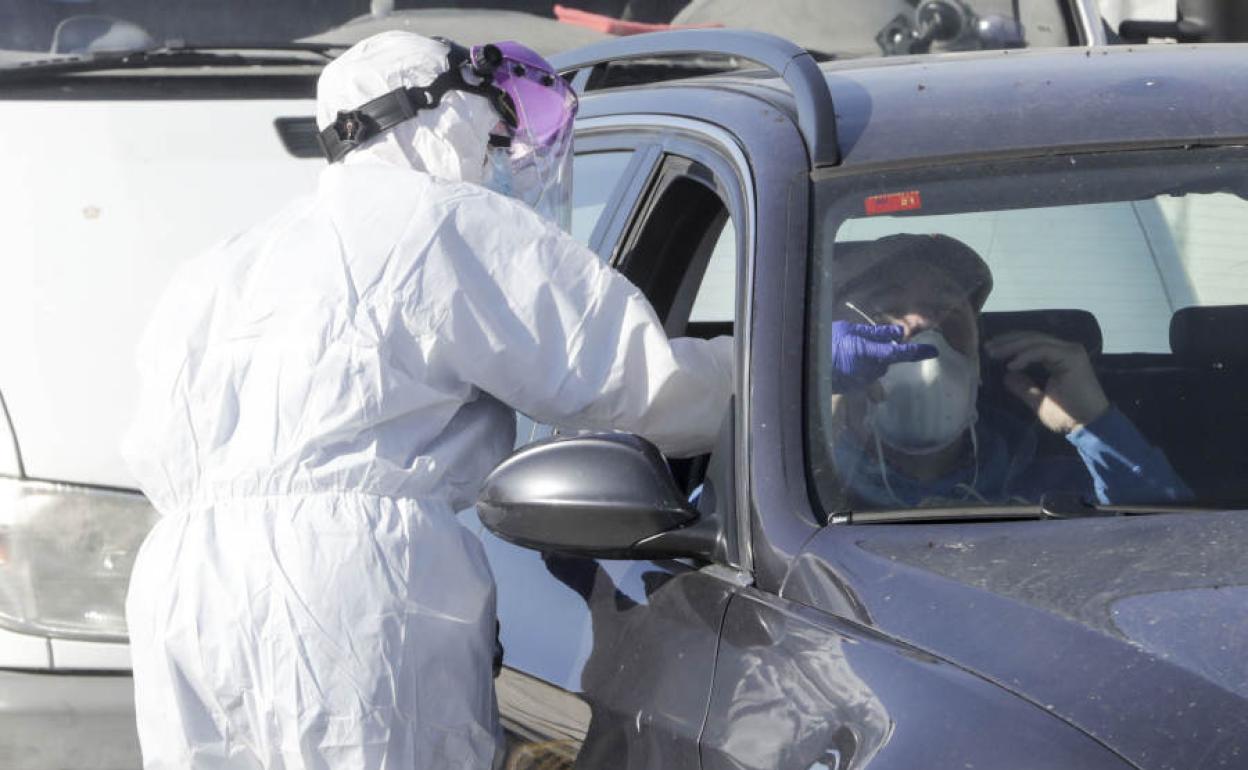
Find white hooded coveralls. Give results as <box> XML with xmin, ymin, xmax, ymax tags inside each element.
<box><xmin>122</xmin><ymin>31</ymin><xmax>733</xmax><ymax>770</ymax></box>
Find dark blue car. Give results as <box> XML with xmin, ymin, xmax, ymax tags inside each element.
<box><xmin>473</xmin><ymin>26</ymin><xmax>1248</xmax><ymax>770</ymax></box>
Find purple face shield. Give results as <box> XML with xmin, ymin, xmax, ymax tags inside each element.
<box><xmin>315</xmin><ymin>37</ymin><xmax>578</xmax><ymax>230</ymax></box>
<box><xmin>471</xmin><ymin>41</ymin><xmax>578</xmax><ymax>153</ymax></box>
<box><xmin>472</xmin><ymin>41</ymin><xmax>578</xmax><ymax>231</ymax></box>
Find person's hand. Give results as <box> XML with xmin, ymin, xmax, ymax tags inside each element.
<box><xmin>984</xmin><ymin>331</ymin><xmax>1109</xmax><ymax>434</ymax></box>
<box><xmin>829</xmin><ymin>321</ymin><xmax>938</xmax><ymax>394</ymax></box>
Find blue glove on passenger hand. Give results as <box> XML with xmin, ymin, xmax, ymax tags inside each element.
<box><xmin>829</xmin><ymin>321</ymin><xmax>939</xmax><ymax>393</ymax></box>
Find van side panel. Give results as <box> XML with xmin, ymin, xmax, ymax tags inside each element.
<box><xmin>0</xmin><ymin>98</ymin><xmax>319</xmax><ymax>488</ymax></box>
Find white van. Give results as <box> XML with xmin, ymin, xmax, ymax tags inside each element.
<box><xmin>0</xmin><ymin>5</ymin><xmax>603</xmax><ymax>766</ymax></box>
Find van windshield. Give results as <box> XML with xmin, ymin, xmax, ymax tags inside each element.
<box><xmin>0</xmin><ymin>1</ymin><xmax>562</xmax><ymax>56</ymax></box>
<box><xmin>807</xmin><ymin>147</ymin><xmax>1248</xmax><ymax>516</ymax></box>
<box><xmin>2</xmin><ymin>0</ymin><xmax>355</xmax><ymax>53</ymax></box>
<box><xmin>1</xmin><ymin>0</ymin><xmax>1074</xmax><ymax>59</ymax></box>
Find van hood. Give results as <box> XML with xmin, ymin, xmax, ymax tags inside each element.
<box><xmin>785</xmin><ymin>510</ymin><xmax>1248</xmax><ymax>770</ymax></box>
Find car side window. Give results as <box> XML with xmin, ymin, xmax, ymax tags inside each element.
<box><xmin>570</xmin><ymin>151</ymin><xmax>634</xmax><ymax>248</ymax></box>
<box><xmin>616</xmin><ymin>156</ymin><xmax>737</xmax><ymax>338</ymax></box>
<box><xmin>613</xmin><ymin>153</ymin><xmax>741</xmax><ymax>501</ymax></box>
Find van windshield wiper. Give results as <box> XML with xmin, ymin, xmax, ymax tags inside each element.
<box><xmin>842</xmin><ymin>493</ymin><xmax>1229</xmax><ymax>524</ymax></box>
<box><xmin>0</xmin><ymin>43</ymin><xmax>341</xmax><ymax>81</ymax></box>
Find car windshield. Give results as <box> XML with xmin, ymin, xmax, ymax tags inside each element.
<box><xmin>0</xmin><ymin>0</ymin><xmax>1074</xmax><ymax>60</ymax></box>
<box><xmin>2</xmin><ymin>0</ymin><xmax>357</xmax><ymax>53</ymax></box>
<box><xmin>807</xmin><ymin>147</ymin><xmax>1248</xmax><ymax>516</ymax></box>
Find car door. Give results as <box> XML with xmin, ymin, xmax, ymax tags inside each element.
<box><xmin>469</xmin><ymin>121</ymin><xmax>754</xmax><ymax>770</ymax></box>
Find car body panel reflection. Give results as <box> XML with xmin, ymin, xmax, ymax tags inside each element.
<box><xmin>468</xmin><ymin>505</ymin><xmax>736</xmax><ymax>768</ymax></box>
<box><xmin>702</xmin><ymin>590</ymin><xmax>1132</xmax><ymax>769</ymax></box>
<box><xmin>782</xmin><ymin>513</ymin><xmax>1248</xmax><ymax>767</ymax></box>
<box><xmin>703</xmin><ymin>589</ymin><xmax>1133</xmax><ymax>768</ymax></box>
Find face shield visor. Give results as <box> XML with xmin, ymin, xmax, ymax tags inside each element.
<box><xmin>474</xmin><ymin>41</ymin><xmax>578</xmax><ymax>232</ymax></box>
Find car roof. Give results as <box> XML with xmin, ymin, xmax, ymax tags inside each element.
<box><xmin>642</xmin><ymin>43</ymin><xmax>1248</xmax><ymax>169</ymax></box>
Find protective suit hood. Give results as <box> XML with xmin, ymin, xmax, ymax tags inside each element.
<box><xmin>316</xmin><ymin>30</ymin><xmax>499</xmax><ymax>183</ymax></box>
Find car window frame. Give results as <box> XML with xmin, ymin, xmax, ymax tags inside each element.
<box><xmin>567</xmin><ymin>115</ymin><xmax>755</xmax><ymax>574</ymax></box>
<box><xmin>612</xmin><ymin>152</ymin><xmax>731</xmax><ymax>335</ymax></box>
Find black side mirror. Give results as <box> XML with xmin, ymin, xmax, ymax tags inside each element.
<box><xmin>478</xmin><ymin>433</ymin><xmax>718</xmax><ymax>560</ymax></box>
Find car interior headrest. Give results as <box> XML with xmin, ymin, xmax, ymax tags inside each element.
<box><xmin>980</xmin><ymin>309</ymin><xmax>1103</xmax><ymax>356</ymax></box>
<box><xmin>51</xmin><ymin>15</ymin><xmax>155</xmax><ymax>55</ymax></box>
<box><xmin>1170</xmin><ymin>305</ymin><xmax>1248</xmax><ymax>367</ymax></box>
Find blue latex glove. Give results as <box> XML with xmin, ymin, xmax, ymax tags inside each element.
<box><xmin>829</xmin><ymin>321</ymin><xmax>939</xmax><ymax>393</ymax></box>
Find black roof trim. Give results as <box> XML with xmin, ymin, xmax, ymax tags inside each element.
<box><xmin>550</xmin><ymin>29</ymin><xmax>838</xmax><ymax>166</ymax></box>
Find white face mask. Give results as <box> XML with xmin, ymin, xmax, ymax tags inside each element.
<box><xmin>868</xmin><ymin>329</ymin><xmax>978</xmax><ymax>455</ymax></box>
<box><xmin>481</xmin><ymin>143</ymin><xmax>573</xmax><ymax>232</ymax></box>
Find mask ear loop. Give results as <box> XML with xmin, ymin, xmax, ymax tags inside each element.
<box><xmin>863</xmin><ymin>320</ymin><xmax>980</xmax><ymax>507</ymax></box>
<box><xmin>969</xmin><ymin>424</ymin><xmax>980</xmax><ymax>491</ymax></box>
<box><xmin>950</xmin><ymin>425</ymin><xmax>985</xmax><ymax>501</ymax></box>
<box><xmin>873</xmin><ymin>428</ymin><xmax>905</xmax><ymax>507</ymax></box>
<box><xmin>876</xmin><ymin>423</ymin><xmax>985</xmax><ymax>507</ymax></box>
<box><xmin>949</xmin><ymin>426</ymin><xmax>988</xmax><ymax>503</ymax></box>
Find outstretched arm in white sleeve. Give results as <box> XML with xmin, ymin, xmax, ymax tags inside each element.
<box><xmin>420</xmin><ymin>190</ymin><xmax>733</xmax><ymax>458</ymax></box>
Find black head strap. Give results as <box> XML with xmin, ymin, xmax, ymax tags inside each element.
<box><xmin>317</xmin><ymin>40</ymin><xmax>505</xmax><ymax>163</ymax></box>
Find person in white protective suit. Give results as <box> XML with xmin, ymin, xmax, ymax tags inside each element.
<box><xmin>121</xmin><ymin>31</ymin><xmax>733</xmax><ymax>770</ymax></box>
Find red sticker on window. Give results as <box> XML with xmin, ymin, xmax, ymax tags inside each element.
<box><xmin>865</xmin><ymin>190</ymin><xmax>922</xmax><ymax>215</ymax></box>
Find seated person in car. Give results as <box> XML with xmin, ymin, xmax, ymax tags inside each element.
<box><xmin>825</xmin><ymin>233</ymin><xmax>1190</xmax><ymax>508</ymax></box>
